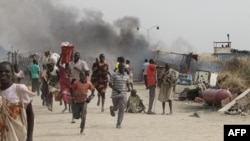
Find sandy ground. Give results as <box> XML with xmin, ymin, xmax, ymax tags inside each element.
<box><xmin>32</xmin><ymin>82</ymin><xmax>250</xmax><ymax>141</ymax></box>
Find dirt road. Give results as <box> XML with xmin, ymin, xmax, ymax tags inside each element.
<box><xmin>32</xmin><ymin>82</ymin><xmax>250</xmax><ymax>141</ymax></box>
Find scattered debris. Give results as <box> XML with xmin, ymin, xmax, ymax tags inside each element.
<box><xmin>224</xmin><ymin>110</ymin><xmax>240</xmax><ymax>115</ymax></box>
<box><xmin>218</xmin><ymin>89</ymin><xmax>250</xmax><ymax>116</ymax></box>
<box><xmin>221</xmin><ymin>94</ymin><xmax>238</xmax><ymax>107</ymax></box>
<box><xmin>194</xmin><ymin>97</ymin><xmax>204</xmax><ymax>103</ymax></box>
<box><xmin>189</xmin><ymin>112</ymin><xmax>200</xmax><ymax>118</ymax></box>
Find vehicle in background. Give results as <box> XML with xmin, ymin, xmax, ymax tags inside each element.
<box><xmin>175</xmin><ymin>70</ymin><xmax>218</xmax><ymax>100</ymax></box>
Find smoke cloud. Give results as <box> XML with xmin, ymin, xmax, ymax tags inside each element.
<box><xmin>0</xmin><ymin>0</ymin><xmax>155</xmax><ymax>79</ymax></box>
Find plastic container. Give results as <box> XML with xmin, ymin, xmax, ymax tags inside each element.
<box><xmin>54</xmin><ymin>91</ymin><xmax>62</xmax><ymax>101</ymax></box>
<box><xmin>61</xmin><ymin>46</ymin><xmax>74</xmax><ymax>64</ymax></box>
<box><xmin>203</xmin><ymin>89</ymin><xmax>232</xmax><ymax>106</ymax></box>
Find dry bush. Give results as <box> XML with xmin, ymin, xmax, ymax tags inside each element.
<box><xmin>198</xmin><ymin>54</ymin><xmax>221</xmax><ymax>62</ymax></box>
<box><xmin>217</xmin><ymin>71</ymin><xmax>247</xmax><ymax>94</ymax></box>
<box><xmin>217</xmin><ymin>57</ymin><xmax>250</xmax><ymax>94</ymax></box>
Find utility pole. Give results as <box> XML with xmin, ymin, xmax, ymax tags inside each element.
<box><xmin>137</xmin><ymin>25</ymin><xmax>159</xmax><ymax>43</ymax></box>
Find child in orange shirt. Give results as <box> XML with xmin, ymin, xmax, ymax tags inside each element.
<box><xmin>71</xmin><ymin>71</ymin><xmax>95</xmax><ymax>135</ymax></box>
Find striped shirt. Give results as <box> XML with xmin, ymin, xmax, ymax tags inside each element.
<box><xmin>110</xmin><ymin>72</ymin><xmax>129</xmax><ymax>98</ymax></box>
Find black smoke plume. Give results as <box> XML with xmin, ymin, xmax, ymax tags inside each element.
<box><xmin>0</xmin><ymin>0</ymin><xmax>154</xmax><ymax>80</ymax></box>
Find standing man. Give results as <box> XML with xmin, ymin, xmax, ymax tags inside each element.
<box><xmin>142</xmin><ymin>59</ymin><xmax>149</xmax><ymax>89</ymax></box>
<box><xmin>158</xmin><ymin>63</ymin><xmax>179</xmax><ymax>115</ymax></box>
<box><xmin>69</xmin><ymin>52</ymin><xmax>90</xmax><ymax>123</ymax></box>
<box><xmin>91</xmin><ymin>53</ymin><xmax>110</xmax><ymax>112</ymax></box>
<box><xmin>109</xmin><ymin>62</ymin><xmax>130</xmax><ymax>128</ymax></box>
<box><xmin>125</xmin><ymin>59</ymin><xmax>133</xmax><ymax>91</ymax></box>
<box><xmin>146</xmin><ymin>59</ymin><xmax>157</xmax><ymax>114</ymax></box>
<box><xmin>29</xmin><ymin>59</ymin><xmax>40</xmax><ymax>96</ymax></box>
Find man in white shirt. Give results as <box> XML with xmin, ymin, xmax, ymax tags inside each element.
<box><xmin>69</xmin><ymin>52</ymin><xmax>90</xmax><ymax>82</ymax></box>
<box><xmin>142</xmin><ymin>59</ymin><xmax>149</xmax><ymax>89</ymax></box>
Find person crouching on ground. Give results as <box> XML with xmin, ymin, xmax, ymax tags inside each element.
<box><xmin>109</xmin><ymin>62</ymin><xmax>130</xmax><ymax>128</ymax></box>
<box><xmin>126</xmin><ymin>89</ymin><xmax>146</xmax><ymax>113</ymax></box>
<box><xmin>71</xmin><ymin>71</ymin><xmax>95</xmax><ymax>135</ymax></box>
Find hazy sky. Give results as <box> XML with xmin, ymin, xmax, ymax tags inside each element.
<box><xmin>62</xmin><ymin>0</ymin><xmax>250</xmax><ymax>53</ymax></box>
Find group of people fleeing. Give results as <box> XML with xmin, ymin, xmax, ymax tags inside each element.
<box><xmin>0</xmin><ymin>48</ymin><xmax>179</xmax><ymax>140</ymax></box>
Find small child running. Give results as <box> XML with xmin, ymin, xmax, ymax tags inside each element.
<box><xmin>71</xmin><ymin>71</ymin><xmax>95</xmax><ymax>135</ymax></box>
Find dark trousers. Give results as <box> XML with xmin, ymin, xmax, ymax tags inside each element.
<box><xmin>112</xmin><ymin>96</ymin><xmax>127</xmax><ymax>126</ymax></box>
<box><xmin>47</xmin><ymin>92</ymin><xmax>53</xmax><ymax>108</ymax></box>
<box><xmin>72</xmin><ymin>102</ymin><xmax>87</xmax><ymax>131</ymax></box>
<box><xmin>143</xmin><ymin>75</ymin><xmax>148</xmax><ymax>88</ymax></box>
<box><xmin>31</xmin><ymin>78</ymin><xmax>40</xmax><ymax>95</ymax></box>
<box><xmin>26</xmin><ymin>102</ymin><xmax>34</xmax><ymax>141</ymax></box>
<box><xmin>148</xmin><ymin>86</ymin><xmax>156</xmax><ymax>112</ymax></box>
